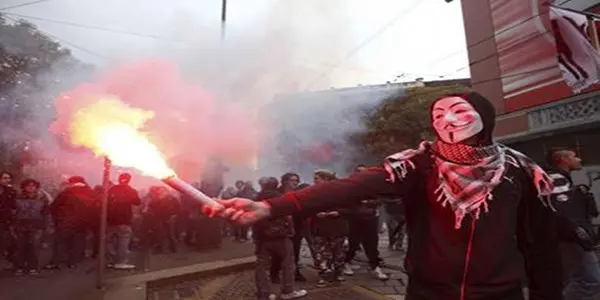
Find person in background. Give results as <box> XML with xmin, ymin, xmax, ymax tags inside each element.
<box><xmin>310</xmin><ymin>170</ymin><xmax>348</xmax><ymax>287</ymax></box>
<box><xmin>343</xmin><ymin>165</ymin><xmax>388</xmax><ymax>280</ymax></box>
<box><xmin>233</xmin><ymin>180</ymin><xmax>250</xmax><ymax>242</ymax></box>
<box><xmin>577</xmin><ymin>184</ymin><xmax>599</xmax><ymax>223</ymax></box>
<box><xmin>147</xmin><ymin>186</ymin><xmax>180</xmax><ymax>253</ymax></box>
<box><xmin>0</xmin><ymin>171</ymin><xmax>16</xmax><ymax>269</ymax></box>
<box><xmin>89</xmin><ymin>185</ymin><xmax>104</xmax><ymax>258</ymax></box>
<box><xmin>12</xmin><ymin>179</ymin><xmax>51</xmax><ymax>275</ymax></box>
<box><xmin>182</xmin><ymin>182</ymin><xmax>203</xmax><ymax>246</ymax></box>
<box><xmin>48</xmin><ymin>176</ymin><xmax>95</xmax><ymax>269</ymax></box>
<box><xmin>271</xmin><ymin>173</ymin><xmax>313</xmax><ymax>282</ymax></box>
<box><xmin>106</xmin><ymin>173</ymin><xmax>141</xmax><ymax>270</ymax></box>
<box><xmin>383</xmin><ymin>198</ymin><xmax>405</xmax><ymax>252</ymax></box>
<box><xmin>253</xmin><ymin>176</ymin><xmax>307</xmax><ymax>300</ymax></box>
<box><xmin>545</xmin><ymin>149</ymin><xmax>600</xmax><ymax>300</ymax></box>
<box><xmin>219</xmin><ymin>186</ymin><xmax>238</xmax><ymax>238</ymax></box>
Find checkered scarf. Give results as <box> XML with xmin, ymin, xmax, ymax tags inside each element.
<box><xmin>384</xmin><ymin>141</ymin><xmax>554</xmax><ymax>229</ymax></box>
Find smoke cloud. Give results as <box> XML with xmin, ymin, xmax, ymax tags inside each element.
<box><xmin>2</xmin><ymin>0</ymin><xmax>407</xmax><ymax>188</ymax></box>
<box><xmin>50</xmin><ymin>60</ymin><xmax>258</xmax><ymax>182</ymax></box>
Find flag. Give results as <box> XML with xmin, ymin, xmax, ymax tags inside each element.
<box><xmin>549</xmin><ymin>6</ymin><xmax>600</xmax><ymax>93</ymax></box>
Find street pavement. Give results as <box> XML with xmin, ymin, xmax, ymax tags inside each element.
<box><xmin>297</xmin><ymin>233</ymin><xmax>407</xmax><ymax>300</ymax></box>
<box><xmin>148</xmin><ymin>232</ymin><xmax>408</xmax><ymax>300</ymax></box>
<box><xmin>0</xmin><ymin>239</ymin><xmax>255</xmax><ymax>300</ymax></box>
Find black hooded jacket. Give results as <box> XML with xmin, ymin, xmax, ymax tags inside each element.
<box><xmin>262</xmin><ymin>92</ymin><xmax>563</xmax><ymax>300</ymax></box>
<box><xmin>545</xmin><ymin>166</ymin><xmax>596</xmax><ymax>250</ymax></box>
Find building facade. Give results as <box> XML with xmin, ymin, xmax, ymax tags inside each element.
<box><xmin>461</xmin><ymin>0</ymin><xmax>600</xmax><ymax>200</ymax></box>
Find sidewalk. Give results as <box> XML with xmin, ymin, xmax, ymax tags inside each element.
<box><xmin>0</xmin><ymin>239</ymin><xmax>254</xmax><ymax>300</ymax></box>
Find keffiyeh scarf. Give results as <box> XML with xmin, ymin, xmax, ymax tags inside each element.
<box><xmin>384</xmin><ymin>141</ymin><xmax>554</xmax><ymax>229</ymax></box>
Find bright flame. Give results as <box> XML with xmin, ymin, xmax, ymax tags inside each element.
<box><xmin>69</xmin><ymin>96</ymin><xmax>175</xmax><ymax>179</ymax></box>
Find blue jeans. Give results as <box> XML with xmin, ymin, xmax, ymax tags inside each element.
<box><xmin>564</xmin><ymin>251</ymin><xmax>600</xmax><ymax>300</ymax></box>
<box><xmin>107</xmin><ymin>225</ymin><xmax>133</xmax><ymax>265</ymax></box>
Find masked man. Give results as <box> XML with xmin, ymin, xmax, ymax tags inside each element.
<box><xmin>218</xmin><ymin>91</ymin><xmax>563</xmax><ymax>300</ymax></box>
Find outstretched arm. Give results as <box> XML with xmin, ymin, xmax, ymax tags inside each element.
<box><xmin>264</xmin><ymin>167</ymin><xmax>411</xmax><ymax>219</ymax></box>
<box><xmin>517</xmin><ymin>180</ymin><xmax>563</xmax><ymax>300</ymax></box>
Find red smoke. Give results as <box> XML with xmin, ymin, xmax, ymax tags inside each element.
<box><xmin>299</xmin><ymin>142</ymin><xmax>336</xmax><ymax>164</ymax></box>
<box><xmin>50</xmin><ymin>59</ymin><xmax>257</xmax><ymax>181</ymax></box>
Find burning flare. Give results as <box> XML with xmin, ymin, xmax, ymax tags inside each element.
<box><xmin>69</xmin><ymin>96</ymin><xmax>175</xmax><ymax>179</ymax></box>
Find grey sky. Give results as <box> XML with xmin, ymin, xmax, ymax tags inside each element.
<box><xmin>1</xmin><ymin>0</ymin><xmax>469</xmax><ymax>98</ymax></box>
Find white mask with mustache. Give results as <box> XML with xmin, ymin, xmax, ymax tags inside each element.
<box><xmin>431</xmin><ymin>96</ymin><xmax>483</xmax><ymax>144</ymax></box>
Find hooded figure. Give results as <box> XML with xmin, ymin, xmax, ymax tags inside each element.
<box><xmin>222</xmin><ymin>92</ymin><xmax>564</xmax><ymax>300</ymax></box>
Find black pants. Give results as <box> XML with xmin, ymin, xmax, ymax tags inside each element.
<box><xmin>50</xmin><ymin>227</ymin><xmax>86</xmax><ymax>266</ymax></box>
<box><xmin>151</xmin><ymin>218</ymin><xmax>177</xmax><ymax>252</ymax></box>
<box><xmin>235</xmin><ymin>226</ymin><xmax>249</xmax><ymax>241</ymax></box>
<box><xmin>346</xmin><ymin>217</ymin><xmax>381</xmax><ymax>269</ymax></box>
<box><xmin>271</xmin><ymin>219</ymin><xmax>315</xmax><ymax>276</ymax></box>
<box><xmin>255</xmin><ymin>238</ymin><xmax>295</xmax><ymax>297</ymax></box>
<box><xmin>0</xmin><ymin>223</ymin><xmax>15</xmax><ymax>264</ymax></box>
<box><xmin>185</xmin><ymin>217</ymin><xmax>201</xmax><ymax>245</ymax></box>
<box><xmin>387</xmin><ymin>215</ymin><xmax>405</xmax><ymax>249</ymax></box>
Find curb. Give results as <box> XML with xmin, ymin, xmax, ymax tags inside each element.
<box><xmin>103</xmin><ymin>256</ymin><xmax>256</xmax><ymax>300</ymax></box>
<box><xmin>352</xmin><ymin>284</ymin><xmax>399</xmax><ymax>300</ymax></box>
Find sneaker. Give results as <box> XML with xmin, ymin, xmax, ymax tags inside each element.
<box><xmin>335</xmin><ymin>276</ymin><xmax>345</xmax><ymax>282</ymax></box>
<box><xmin>14</xmin><ymin>269</ymin><xmax>24</xmax><ymax>276</ymax></box>
<box><xmin>280</xmin><ymin>289</ymin><xmax>308</xmax><ymax>299</ymax></box>
<box><xmin>44</xmin><ymin>264</ymin><xmax>58</xmax><ymax>270</ymax></box>
<box><xmin>113</xmin><ymin>263</ymin><xmax>136</xmax><ymax>270</ymax></box>
<box><xmin>28</xmin><ymin>269</ymin><xmax>39</xmax><ymax>275</ymax></box>
<box><xmin>342</xmin><ymin>263</ymin><xmax>354</xmax><ymax>275</ymax></box>
<box><xmin>316</xmin><ymin>279</ymin><xmax>327</xmax><ymax>288</ymax></box>
<box><xmin>371</xmin><ymin>266</ymin><xmax>389</xmax><ymax>281</ymax></box>
<box><xmin>268</xmin><ymin>294</ymin><xmax>277</xmax><ymax>300</ymax></box>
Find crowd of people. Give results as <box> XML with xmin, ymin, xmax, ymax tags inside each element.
<box><xmin>0</xmin><ymin>171</ymin><xmax>238</xmax><ymax>275</ymax></box>
<box><xmin>247</xmin><ymin>167</ymin><xmax>402</xmax><ymax>300</ymax></box>
<box><xmin>0</xmin><ymin>163</ymin><xmax>405</xmax><ymax>300</ymax></box>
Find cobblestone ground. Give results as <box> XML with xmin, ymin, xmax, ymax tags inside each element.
<box><xmin>149</xmin><ymin>233</ymin><xmax>408</xmax><ymax>300</ymax></box>
<box><xmin>296</xmin><ymin>233</ymin><xmax>408</xmax><ymax>300</ymax></box>
<box><xmin>149</xmin><ymin>269</ymin><xmax>395</xmax><ymax>300</ymax></box>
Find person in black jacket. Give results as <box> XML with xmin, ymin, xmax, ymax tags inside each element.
<box><xmin>106</xmin><ymin>173</ymin><xmax>141</xmax><ymax>270</ymax></box>
<box><xmin>271</xmin><ymin>174</ymin><xmax>313</xmax><ymax>282</ymax></box>
<box><xmin>545</xmin><ymin>149</ymin><xmax>600</xmax><ymax>300</ymax></box>
<box><xmin>576</xmin><ymin>184</ymin><xmax>599</xmax><ymax>222</ymax></box>
<box><xmin>252</xmin><ymin>177</ymin><xmax>307</xmax><ymax>300</ymax></box>
<box><xmin>0</xmin><ymin>171</ymin><xmax>17</xmax><ymax>269</ymax></box>
<box><xmin>342</xmin><ymin>165</ymin><xmax>388</xmax><ymax>280</ymax></box>
<box><xmin>218</xmin><ymin>91</ymin><xmax>563</xmax><ymax>300</ymax></box>
<box><xmin>48</xmin><ymin>176</ymin><xmax>95</xmax><ymax>269</ymax></box>
<box><xmin>310</xmin><ymin>169</ymin><xmax>348</xmax><ymax>287</ymax></box>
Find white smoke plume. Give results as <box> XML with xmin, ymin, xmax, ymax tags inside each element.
<box><xmin>1</xmin><ymin>0</ymin><xmax>414</xmax><ymax>188</ymax></box>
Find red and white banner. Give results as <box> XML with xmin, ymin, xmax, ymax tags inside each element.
<box><xmin>487</xmin><ymin>0</ymin><xmax>600</xmax><ymax>112</ymax></box>
<box><xmin>550</xmin><ymin>7</ymin><xmax>600</xmax><ymax>93</ymax></box>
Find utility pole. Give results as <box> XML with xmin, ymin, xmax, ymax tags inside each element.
<box><xmin>96</xmin><ymin>157</ymin><xmax>111</xmax><ymax>289</ymax></box>
<box><xmin>220</xmin><ymin>0</ymin><xmax>228</xmax><ymax>102</ymax></box>
<box><xmin>221</xmin><ymin>0</ymin><xmax>227</xmax><ymax>40</ymax></box>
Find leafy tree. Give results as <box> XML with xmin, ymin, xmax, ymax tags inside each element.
<box><xmin>352</xmin><ymin>84</ymin><xmax>469</xmax><ymax>160</ymax></box>
<box><xmin>0</xmin><ymin>15</ymin><xmax>93</xmax><ymax>175</ymax></box>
